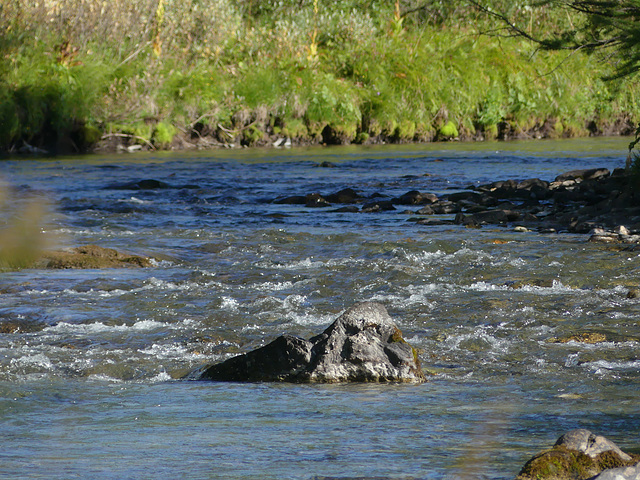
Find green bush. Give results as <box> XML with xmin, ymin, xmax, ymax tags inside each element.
<box><xmin>1</xmin><ymin>0</ymin><xmax>639</xmax><ymax>152</ymax></box>
<box><xmin>439</xmin><ymin>121</ymin><xmax>459</xmax><ymax>139</ymax></box>
<box><xmin>153</xmin><ymin>122</ymin><xmax>176</xmax><ymax>147</ymax></box>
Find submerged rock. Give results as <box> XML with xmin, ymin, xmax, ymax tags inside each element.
<box><xmin>547</xmin><ymin>332</ymin><xmax>608</xmax><ymax>344</ymax></box>
<box><xmin>325</xmin><ymin>188</ymin><xmax>363</xmax><ymax>204</ymax></box>
<box><xmin>361</xmin><ymin>200</ymin><xmax>396</xmax><ymax>213</ymax></box>
<box><xmin>516</xmin><ymin>429</ymin><xmax>638</xmax><ymax>480</ymax></box>
<box><xmin>394</xmin><ymin>190</ymin><xmax>439</xmax><ymax>205</ymax></box>
<box><xmin>0</xmin><ymin>318</ymin><xmax>46</xmax><ymax>334</ymax></box>
<box><xmin>108</xmin><ymin>179</ymin><xmax>171</xmax><ymax>190</ymax></box>
<box><xmin>38</xmin><ymin>245</ymin><xmax>153</xmax><ymax>269</ymax></box>
<box><xmin>197</xmin><ymin>302</ymin><xmax>425</xmax><ymax>383</ymax></box>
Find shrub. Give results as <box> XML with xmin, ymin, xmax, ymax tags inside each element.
<box><xmin>152</xmin><ymin>122</ymin><xmax>176</xmax><ymax>148</ymax></box>
<box><xmin>438</xmin><ymin>121</ymin><xmax>459</xmax><ymax>139</ymax></box>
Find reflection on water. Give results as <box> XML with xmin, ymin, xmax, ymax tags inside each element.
<box><xmin>0</xmin><ymin>138</ymin><xmax>639</xmax><ymax>479</ymax></box>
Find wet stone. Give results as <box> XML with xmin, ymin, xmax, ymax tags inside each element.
<box><xmin>394</xmin><ymin>190</ymin><xmax>438</xmax><ymax>205</ymax></box>
<box><xmin>324</xmin><ymin>188</ymin><xmax>362</xmax><ymax>204</ymax></box>
<box><xmin>38</xmin><ymin>245</ymin><xmax>153</xmax><ymax>269</ymax></box>
<box><xmin>361</xmin><ymin>200</ymin><xmax>396</xmax><ymax>213</ymax></box>
<box><xmin>555</xmin><ymin>168</ymin><xmax>610</xmax><ymax>182</ymax></box>
<box><xmin>196</xmin><ymin>302</ymin><xmax>425</xmax><ymax>383</ymax></box>
<box><xmin>516</xmin><ymin>429</ymin><xmax>639</xmax><ymax>480</ymax></box>
<box><xmin>547</xmin><ymin>332</ymin><xmax>608</xmax><ymax>344</ymax></box>
<box><xmin>108</xmin><ymin>179</ymin><xmax>171</xmax><ymax>190</ymax></box>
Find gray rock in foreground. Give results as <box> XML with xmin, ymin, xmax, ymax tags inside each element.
<box><xmin>555</xmin><ymin>429</ymin><xmax>632</xmax><ymax>462</ymax></box>
<box><xmin>591</xmin><ymin>463</ymin><xmax>640</xmax><ymax>480</ymax></box>
<box><xmin>197</xmin><ymin>302</ymin><xmax>425</xmax><ymax>383</ymax></box>
<box><xmin>516</xmin><ymin>429</ymin><xmax>639</xmax><ymax>480</ymax></box>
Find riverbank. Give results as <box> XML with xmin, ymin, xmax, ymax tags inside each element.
<box><xmin>93</xmin><ymin>114</ymin><xmax>636</xmax><ymax>155</ymax></box>
<box><xmin>2</xmin><ymin>1</ymin><xmax>640</xmax><ymax>156</ymax></box>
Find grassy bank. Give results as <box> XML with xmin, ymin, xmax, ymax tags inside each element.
<box><xmin>1</xmin><ymin>0</ymin><xmax>639</xmax><ymax>154</ymax></box>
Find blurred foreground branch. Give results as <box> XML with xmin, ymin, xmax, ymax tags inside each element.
<box><xmin>0</xmin><ymin>184</ymin><xmax>50</xmax><ymax>271</ymax></box>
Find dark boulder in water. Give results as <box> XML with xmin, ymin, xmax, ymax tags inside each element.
<box><xmin>361</xmin><ymin>200</ymin><xmax>396</xmax><ymax>213</ymax></box>
<box><xmin>394</xmin><ymin>190</ymin><xmax>439</xmax><ymax>205</ymax></box>
<box><xmin>273</xmin><ymin>195</ymin><xmax>307</xmax><ymax>205</ymax></box>
<box><xmin>108</xmin><ymin>179</ymin><xmax>171</xmax><ymax>190</ymax></box>
<box><xmin>197</xmin><ymin>302</ymin><xmax>425</xmax><ymax>383</ymax></box>
<box><xmin>516</xmin><ymin>429</ymin><xmax>639</xmax><ymax>480</ymax></box>
<box><xmin>324</xmin><ymin>188</ymin><xmax>363</xmax><ymax>204</ymax></box>
<box><xmin>555</xmin><ymin>168</ymin><xmax>610</xmax><ymax>182</ymax></box>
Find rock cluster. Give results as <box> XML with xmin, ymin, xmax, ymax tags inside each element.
<box><xmin>272</xmin><ymin>168</ymin><xmax>640</xmax><ymax>241</ymax></box>
<box><xmin>516</xmin><ymin>429</ymin><xmax>639</xmax><ymax>480</ymax></box>
<box><xmin>196</xmin><ymin>302</ymin><xmax>425</xmax><ymax>383</ymax></box>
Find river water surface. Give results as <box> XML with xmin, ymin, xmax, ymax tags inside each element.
<box><xmin>1</xmin><ymin>138</ymin><xmax>639</xmax><ymax>479</ymax></box>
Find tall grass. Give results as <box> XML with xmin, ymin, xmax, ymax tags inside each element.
<box><xmin>0</xmin><ymin>0</ymin><xmax>638</xmax><ymax>152</ymax></box>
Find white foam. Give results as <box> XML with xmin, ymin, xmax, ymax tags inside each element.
<box><xmin>62</xmin><ymin>287</ymin><xmax>129</xmax><ymax>298</ymax></box>
<box><xmin>586</xmin><ymin>359</ymin><xmax>640</xmax><ymax>372</ymax></box>
<box><xmin>368</xmin><ymin>287</ymin><xmax>439</xmax><ymax>309</ymax></box>
<box><xmin>87</xmin><ymin>374</ymin><xmax>123</xmax><ymax>383</ymax></box>
<box><xmin>393</xmin><ymin>248</ymin><xmax>448</xmax><ymax>264</ymax></box>
<box><xmin>138</xmin><ymin>344</ymin><xmax>189</xmax><ymax>359</ymax></box>
<box><xmin>466</xmin><ymin>281</ymin><xmax>508</xmax><ymax>292</ymax></box>
<box><xmin>220</xmin><ymin>296</ymin><xmax>239</xmax><ymax>311</ymax></box>
<box><xmin>514</xmin><ymin>279</ymin><xmax>577</xmax><ymax>294</ymax></box>
<box><xmin>282</xmin><ymin>311</ymin><xmax>334</xmax><ymax>327</ymax></box>
<box><xmin>50</xmin><ymin>228</ymin><xmax>138</xmax><ymax>237</ymax></box>
<box><xmin>10</xmin><ymin>353</ymin><xmax>53</xmax><ymax>369</ymax></box>
<box><xmin>254</xmin><ymin>280</ymin><xmax>295</xmax><ymax>292</ymax></box>
<box><xmin>126</xmin><ymin>197</ymin><xmax>151</xmax><ymax>205</ymax></box>
<box><xmin>442</xmin><ymin>327</ymin><xmax>511</xmax><ymax>356</ymax></box>
<box><xmin>43</xmin><ymin>318</ymin><xmax>198</xmax><ymax>335</ymax></box>
<box><xmin>148</xmin><ymin>371</ymin><xmax>174</xmax><ymax>383</ymax></box>
<box><xmin>509</xmin><ymin>257</ymin><xmax>528</xmax><ymax>267</ymax></box>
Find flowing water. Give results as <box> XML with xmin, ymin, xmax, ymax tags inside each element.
<box><xmin>1</xmin><ymin>138</ymin><xmax>639</xmax><ymax>479</ymax></box>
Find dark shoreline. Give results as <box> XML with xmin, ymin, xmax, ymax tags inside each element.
<box><xmin>96</xmin><ymin>116</ymin><xmax>637</xmax><ymax>155</ymax></box>
<box><xmin>4</xmin><ymin>114</ymin><xmax>636</xmax><ymax>157</ymax></box>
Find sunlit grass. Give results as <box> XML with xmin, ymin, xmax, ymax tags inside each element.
<box><xmin>1</xmin><ymin>0</ymin><xmax>638</xmax><ymax>151</ymax></box>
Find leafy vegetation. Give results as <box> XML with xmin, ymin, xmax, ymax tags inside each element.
<box><xmin>0</xmin><ymin>0</ymin><xmax>638</xmax><ymax>153</ymax></box>
<box><xmin>468</xmin><ymin>0</ymin><xmax>640</xmax><ymax>167</ymax></box>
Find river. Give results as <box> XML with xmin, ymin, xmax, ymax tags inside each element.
<box><xmin>1</xmin><ymin>138</ymin><xmax>639</xmax><ymax>479</ymax></box>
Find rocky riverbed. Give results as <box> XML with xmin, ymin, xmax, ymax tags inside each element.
<box><xmin>273</xmin><ymin>166</ymin><xmax>640</xmax><ymax>243</ymax></box>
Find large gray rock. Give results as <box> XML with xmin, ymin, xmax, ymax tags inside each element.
<box><xmin>591</xmin><ymin>463</ymin><xmax>640</xmax><ymax>480</ymax></box>
<box><xmin>516</xmin><ymin>429</ymin><xmax>638</xmax><ymax>480</ymax></box>
<box><xmin>197</xmin><ymin>302</ymin><xmax>425</xmax><ymax>383</ymax></box>
<box><xmin>555</xmin><ymin>429</ymin><xmax>633</xmax><ymax>462</ymax></box>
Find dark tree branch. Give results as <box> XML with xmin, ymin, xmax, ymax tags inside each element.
<box><xmin>466</xmin><ymin>0</ymin><xmax>622</xmax><ymax>51</ymax></box>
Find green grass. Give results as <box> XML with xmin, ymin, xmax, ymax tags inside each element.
<box><xmin>1</xmin><ymin>0</ymin><xmax>638</xmax><ymax>153</ymax></box>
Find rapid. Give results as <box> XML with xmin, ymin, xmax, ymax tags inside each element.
<box><xmin>1</xmin><ymin>138</ymin><xmax>639</xmax><ymax>479</ymax></box>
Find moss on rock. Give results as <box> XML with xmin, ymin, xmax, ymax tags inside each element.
<box><xmin>547</xmin><ymin>332</ymin><xmax>608</xmax><ymax>344</ymax></box>
<box><xmin>516</xmin><ymin>438</ymin><xmax>639</xmax><ymax>480</ymax></box>
<box><xmin>37</xmin><ymin>245</ymin><xmax>152</xmax><ymax>269</ymax></box>
<box><xmin>438</xmin><ymin>121</ymin><xmax>459</xmax><ymax>140</ymax></box>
